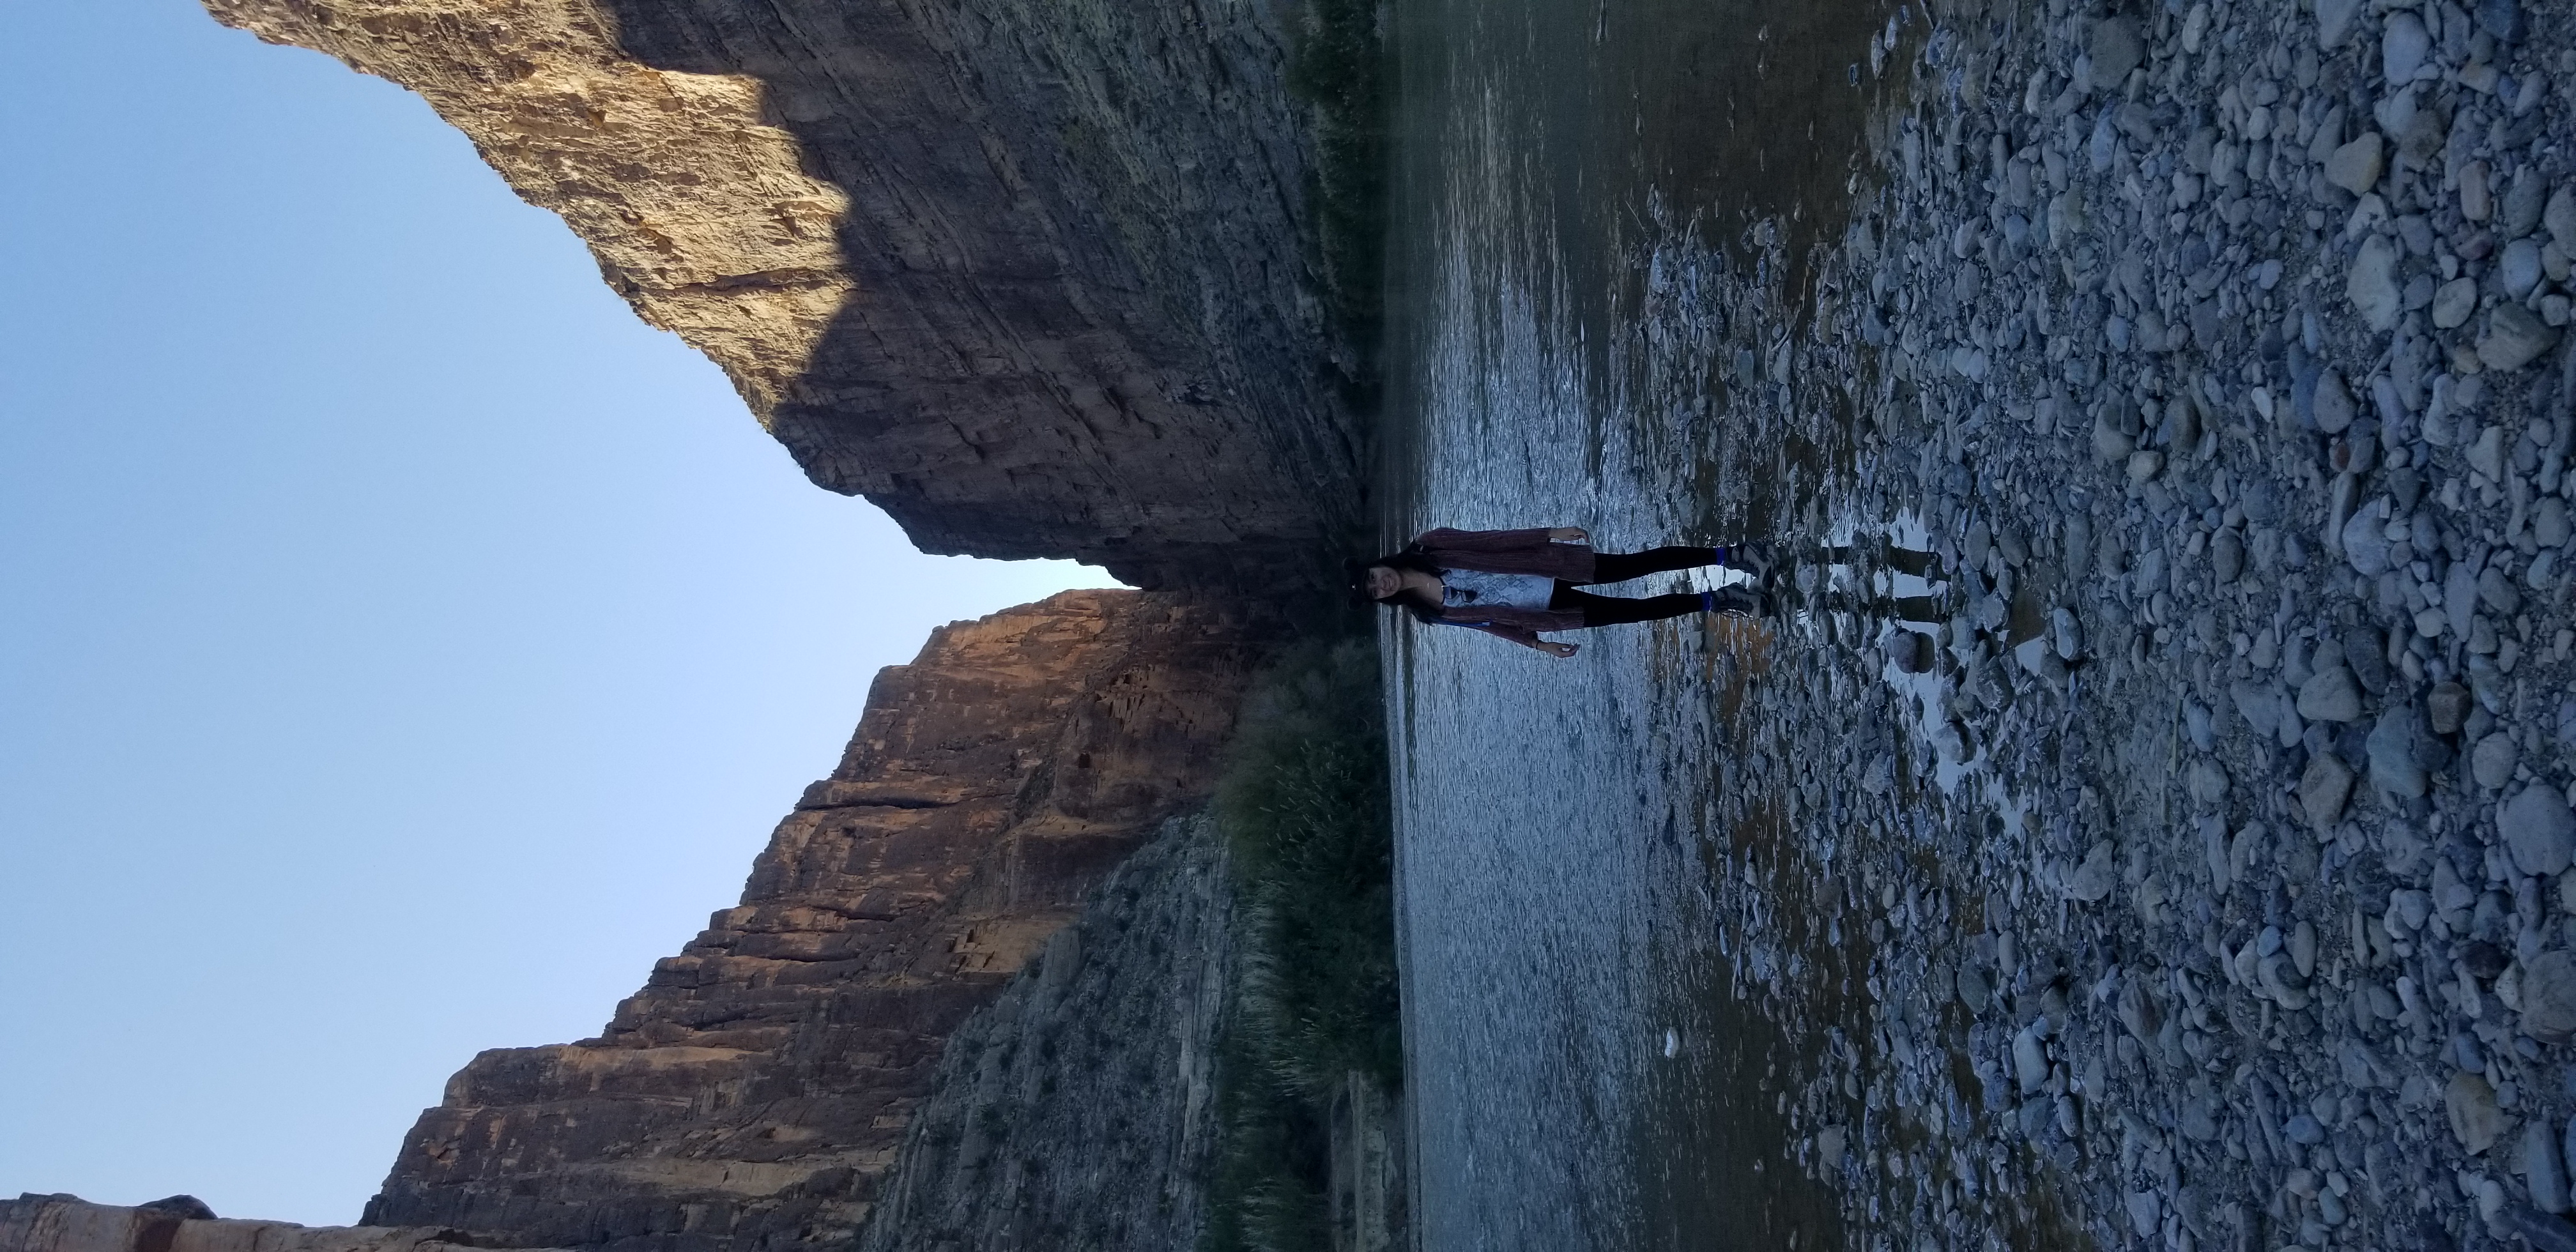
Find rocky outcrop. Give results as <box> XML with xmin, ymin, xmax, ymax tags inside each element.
<box><xmin>0</xmin><ymin>1194</ymin><xmax>564</xmax><ymax>1252</ymax></box>
<box><xmin>857</xmin><ymin>811</ymin><xmax>1232</xmax><ymax>1252</ymax></box>
<box><xmin>359</xmin><ymin>590</ymin><xmax>1262</xmax><ymax>1252</ymax></box>
<box><xmin>199</xmin><ymin>0</ymin><xmax>1361</xmax><ymax>592</ymax></box>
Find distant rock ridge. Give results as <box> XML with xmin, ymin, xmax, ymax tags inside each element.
<box><xmin>357</xmin><ymin>590</ymin><xmax>1264</xmax><ymax>1252</ymax></box>
<box><xmin>0</xmin><ymin>1193</ymin><xmax>566</xmax><ymax>1252</ymax></box>
<box><xmin>199</xmin><ymin>0</ymin><xmax>1362</xmax><ymax>592</ymax></box>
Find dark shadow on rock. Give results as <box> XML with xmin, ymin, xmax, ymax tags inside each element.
<box><xmin>591</xmin><ymin>0</ymin><xmax>1368</xmax><ymax>594</ymax></box>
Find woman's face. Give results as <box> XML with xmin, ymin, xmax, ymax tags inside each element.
<box><xmin>1364</xmin><ymin>565</ymin><xmax>1404</xmax><ymax>600</ymax></box>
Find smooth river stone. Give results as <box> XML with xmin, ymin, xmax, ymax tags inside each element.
<box><xmin>2368</xmin><ymin>705</ymin><xmax>2430</xmax><ymax>797</ymax></box>
<box><xmin>2451</xmin><ymin>1071</ymin><xmax>2506</xmax><ymax>1154</ymax></box>
<box><xmin>2383</xmin><ymin>12</ymin><xmax>2431</xmax><ymax>84</ymax></box>
<box><xmin>2349</xmin><ymin>235</ymin><xmax>2403</xmax><ymax>330</ymax></box>
<box><xmin>2314</xmin><ymin>370</ymin><xmax>2358</xmax><ymax>433</ymax></box>
<box><xmin>2522</xmin><ymin>950</ymin><xmax>2576</xmax><ymax>1044</ymax></box>
<box><xmin>2481</xmin><ymin>303</ymin><xmax>2561</xmax><ymax>371</ymax></box>
<box><xmin>2432</xmin><ymin>277</ymin><xmax>2479</xmax><ymax>329</ymax></box>
<box><xmin>2298</xmin><ymin>664</ymin><xmax>2365</xmax><ymax>722</ymax></box>
<box><xmin>2091</xmin><ymin>17</ymin><xmax>2144</xmax><ymax>91</ymax></box>
<box><xmin>2503</xmin><ymin>785</ymin><xmax>2576</xmax><ymax>876</ymax></box>
<box><xmin>2326</xmin><ymin>132</ymin><xmax>2386</xmax><ymax>196</ymax></box>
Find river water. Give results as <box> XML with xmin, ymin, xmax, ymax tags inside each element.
<box><xmin>1381</xmin><ymin>1</ymin><xmax>1925</xmax><ymax>1248</ymax></box>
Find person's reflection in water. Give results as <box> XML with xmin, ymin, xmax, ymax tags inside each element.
<box><xmin>1791</xmin><ymin>540</ymin><xmax>1954</xmax><ymax>625</ymax></box>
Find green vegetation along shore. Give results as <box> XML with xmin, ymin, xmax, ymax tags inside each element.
<box><xmin>1202</xmin><ymin>639</ymin><xmax>1402</xmax><ymax>1252</ymax></box>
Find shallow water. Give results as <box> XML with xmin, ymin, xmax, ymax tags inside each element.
<box><xmin>1381</xmin><ymin>0</ymin><xmax>1919</xmax><ymax>1247</ymax></box>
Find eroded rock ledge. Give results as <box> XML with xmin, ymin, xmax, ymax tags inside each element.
<box><xmin>201</xmin><ymin>0</ymin><xmax>1361</xmax><ymax>592</ymax></box>
<box><xmin>359</xmin><ymin>590</ymin><xmax>1262</xmax><ymax>1251</ymax></box>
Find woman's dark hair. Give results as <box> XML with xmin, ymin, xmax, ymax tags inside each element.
<box><xmin>1346</xmin><ymin>551</ymin><xmax>1444</xmax><ymax>622</ymax></box>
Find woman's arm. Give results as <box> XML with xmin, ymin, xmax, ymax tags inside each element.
<box><xmin>1455</xmin><ymin>622</ymin><xmax>1579</xmax><ymax>657</ymax></box>
<box><xmin>1416</xmin><ymin>526</ymin><xmax>1587</xmax><ymax>552</ymax></box>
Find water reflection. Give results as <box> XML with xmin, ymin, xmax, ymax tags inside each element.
<box><xmin>1383</xmin><ymin>0</ymin><xmax>1916</xmax><ymax>1247</ymax></box>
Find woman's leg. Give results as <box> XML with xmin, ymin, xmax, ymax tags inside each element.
<box><xmin>1554</xmin><ymin>586</ymin><xmax>1706</xmax><ymax>625</ymax></box>
<box><xmin>1586</xmin><ymin>546</ymin><xmax>1721</xmax><ymax>584</ymax></box>
<box><xmin>1551</xmin><ymin>585</ymin><xmax>1761</xmax><ymax>625</ymax></box>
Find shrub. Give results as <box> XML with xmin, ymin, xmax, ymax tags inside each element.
<box><xmin>1203</xmin><ymin>638</ymin><xmax>1400</xmax><ymax>1252</ymax></box>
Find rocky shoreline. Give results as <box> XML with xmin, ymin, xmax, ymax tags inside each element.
<box><xmin>1656</xmin><ymin>0</ymin><xmax>2576</xmax><ymax>1247</ymax></box>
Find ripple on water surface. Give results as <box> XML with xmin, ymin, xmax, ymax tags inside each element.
<box><xmin>1384</xmin><ymin>0</ymin><xmax>1904</xmax><ymax>1247</ymax></box>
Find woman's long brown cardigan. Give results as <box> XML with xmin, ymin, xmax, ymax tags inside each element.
<box><xmin>1404</xmin><ymin>527</ymin><xmax>1595</xmax><ymax>647</ymax></box>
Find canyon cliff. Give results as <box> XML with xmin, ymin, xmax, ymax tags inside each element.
<box><xmin>857</xmin><ymin>812</ymin><xmax>1234</xmax><ymax>1252</ymax></box>
<box><xmin>200</xmin><ymin>0</ymin><xmax>1362</xmax><ymax>592</ymax></box>
<box><xmin>355</xmin><ymin>591</ymin><xmax>1261</xmax><ymax>1252</ymax></box>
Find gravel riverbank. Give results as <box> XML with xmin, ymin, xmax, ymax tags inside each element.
<box><xmin>1665</xmin><ymin>0</ymin><xmax>2576</xmax><ymax>1247</ymax></box>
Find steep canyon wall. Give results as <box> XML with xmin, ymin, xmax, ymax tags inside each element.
<box><xmin>201</xmin><ymin>0</ymin><xmax>1361</xmax><ymax>592</ymax></box>
<box><xmin>355</xmin><ymin>591</ymin><xmax>1261</xmax><ymax>1252</ymax></box>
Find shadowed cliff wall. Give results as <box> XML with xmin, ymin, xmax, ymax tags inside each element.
<box><xmin>854</xmin><ymin>812</ymin><xmax>1234</xmax><ymax>1252</ymax></box>
<box><xmin>201</xmin><ymin>0</ymin><xmax>1361</xmax><ymax>593</ymax></box>
<box><xmin>356</xmin><ymin>591</ymin><xmax>1263</xmax><ymax>1252</ymax></box>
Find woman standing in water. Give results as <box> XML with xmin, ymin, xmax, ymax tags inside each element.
<box><xmin>1352</xmin><ymin>526</ymin><xmax>1770</xmax><ymax>657</ymax></box>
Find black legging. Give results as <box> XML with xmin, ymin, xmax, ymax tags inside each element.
<box><xmin>1550</xmin><ymin>546</ymin><xmax>1722</xmax><ymax>627</ymax></box>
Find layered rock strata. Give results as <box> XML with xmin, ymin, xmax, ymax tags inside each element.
<box><xmin>360</xmin><ymin>590</ymin><xmax>1260</xmax><ymax>1252</ymax></box>
<box><xmin>0</xmin><ymin>1194</ymin><xmax>563</xmax><ymax>1252</ymax></box>
<box><xmin>200</xmin><ymin>0</ymin><xmax>1360</xmax><ymax>592</ymax></box>
<box><xmin>856</xmin><ymin>811</ymin><xmax>1232</xmax><ymax>1252</ymax></box>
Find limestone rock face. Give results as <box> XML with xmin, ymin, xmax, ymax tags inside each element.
<box><xmin>361</xmin><ymin>590</ymin><xmax>1263</xmax><ymax>1251</ymax></box>
<box><xmin>200</xmin><ymin>0</ymin><xmax>1360</xmax><ymax>592</ymax></box>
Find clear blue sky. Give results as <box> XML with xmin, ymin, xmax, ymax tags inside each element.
<box><xmin>0</xmin><ymin>1</ymin><xmax>1117</xmax><ymax>1225</ymax></box>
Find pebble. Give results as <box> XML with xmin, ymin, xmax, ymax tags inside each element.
<box><xmin>2533</xmin><ymin>1119</ymin><xmax>2573</xmax><ymax>1215</ymax></box>
<box><xmin>2504</xmin><ymin>784</ymin><xmax>2576</xmax><ymax>877</ymax></box>
<box><xmin>2300</xmin><ymin>752</ymin><xmax>2356</xmax><ymax>830</ymax></box>
<box><xmin>2507</xmin><ymin>239</ymin><xmax>2549</xmax><ymax>300</ymax></box>
<box><xmin>2525</xmin><ymin>952</ymin><xmax>2576</xmax><ymax>1044</ymax></box>
<box><xmin>2324</xmin><ymin>132</ymin><xmax>2386</xmax><ymax>197</ymax></box>
<box><xmin>2316</xmin><ymin>0</ymin><xmax>2361</xmax><ymax>49</ymax></box>
<box><xmin>2382</xmin><ymin>13</ymin><xmax>2431</xmax><ymax>85</ymax></box>
<box><xmin>2089</xmin><ymin>17</ymin><xmax>2142</xmax><ymax>92</ymax></box>
<box><xmin>2297</xmin><ymin>664</ymin><xmax>2365</xmax><ymax>722</ymax></box>
<box><xmin>2465</xmin><ymin>163</ymin><xmax>2496</xmax><ymax>222</ymax></box>
<box><xmin>2369</xmin><ymin>705</ymin><xmax>2432</xmax><ymax>797</ymax></box>
<box><xmin>2431</xmin><ymin>682</ymin><xmax>2475</xmax><ymax>735</ymax></box>
<box><xmin>2508</xmin><ymin>171</ymin><xmax>2551</xmax><ymax>240</ymax></box>
<box><xmin>2551</xmin><ymin>185</ymin><xmax>2576</xmax><ymax>252</ymax></box>
<box><xmin>2347</xmin><ymin>236</ymin><xmax>2403</xmax><ymax>332</ymax></box>
<box><xmin>2012</xmin><ymin>1027</ymin><xmax>2048</xmax><ymax>1096</ymax></box>
<box><xmin>2540</xmin><ymin>498</ymin><xmax>2571</xmax><ymax>548</ymax></box>
<box><xmin>2472</xmin><ymin>424</ymin><xmax>2511</xmax><ymax>481</ymax></box>
<box><xmin>2342</xmin><ymin>500</ymin><xmax>2393</xmax><ymax>575</ymax></box>
<box><xmin>2211</xmin><ymin>530</ymin><xmax>2244</xmax><ymax>584</ymax></box>
<box><xmin>2066</xmin><ymin>840</ymin><xmax>2117</xmax><ymax>903</ymax></box>
<box><xmin>2483</xmin><ymin>563</ymin><xmax>2525</xmax><ymax>616</ymax></box>
<box><xmin>2452</xmin><ymin>1071</ymin><xmax>2507</xmax><ymax>1154</ymax></box>
<box><xmin>1885</xmin><ymin>630</ymin><xmax>1933</xmax><ymax>674</ymax></box>
<box><xmin>2433</xmin><ymin>277</ymin><xmax>2480</xmax><ymax>330</ymax></box>
<box><xmin>2313</xmin><ymin>370</ymin><xmax>2357</xmax><ymax>434</ymax></box>
<box><xmin>2479</xmin><ymin>0</ymin><xmax>2526</xmax><ymax>43</ymax></box>
<box><xmin>2481</xmin><ymin>303</ymin><xmax>2563</xmax><ymax>371</ymax></box>
<box><xmin>2474</xmin><ymin>733</ymin><xmax>2521</xmax><ymax>790</ymax></box>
